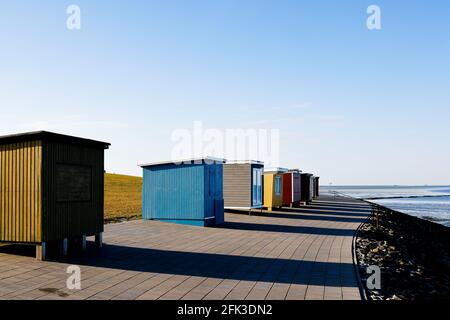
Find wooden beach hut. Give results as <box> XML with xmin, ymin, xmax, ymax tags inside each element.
<box><xmin>0</xmin><ymin>131</ymin><xmax>110</xmax><ymax>260</ymax></box>
<box><xmin>300</xmin><ymin>173</ymin><xmax>314</xmax><ymax>204</ymax></box>
<box><xmin>282</xmin><ymin>169</ymin><xmax>302</xmax><ymax>207</ymax></box>
<box><xmin>263</xmin><ymin>168</ymin><xmax>288</xmax><ymax>211</ymax></box>
<box><xmin>140</xmin><ymin>157</ymin><xmax>225</xmax><ymax>227</ymax></box>
<box><xmin>223</xmin><ymin>161</ymin><xmax>264</xmax><ymax>212</ymax></box>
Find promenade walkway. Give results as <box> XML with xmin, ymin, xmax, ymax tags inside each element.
<box><xmin>0</xmin><ymin>195</ymin><xmax>371</xmax><ymax>300</ymax></box>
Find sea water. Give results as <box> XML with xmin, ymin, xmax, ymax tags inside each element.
<box><xmin>322</xmin><ymin>186</ymin><xmax>450</xmax><ymax>227</ymax></box>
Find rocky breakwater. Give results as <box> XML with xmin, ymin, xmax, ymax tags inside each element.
<box><xmin>355</xmin><ymin>204</ymin><xmax>450</xmax><ymax>300</ymax></box>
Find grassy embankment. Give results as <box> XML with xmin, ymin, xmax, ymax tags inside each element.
<box><xmin>104</xmin><ymin>173</ymin><xmax>142</xmax><ymax>223</ymax></box>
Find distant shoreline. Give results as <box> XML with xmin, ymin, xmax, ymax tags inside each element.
<box><xmin>324</xmin><ymin>187</ymin><xmax>450</xmax><ymax>228</ymax></box>
<box><xmin>323</xmin><ymin>185</ymin><xmax>450</xmax><ymax>188</ymax></box>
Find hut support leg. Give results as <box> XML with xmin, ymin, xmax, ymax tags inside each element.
<box><xmin>62</xmin><ymin>238</ymin><xmax>68</xmax><ymax>256</ymax></box>
<box><xmin>81</xmin><ymin>235</ymin><xmax>87</xmax><ymax>253</ymax></box>
<box><xmin>95</xmin><ymin>233</ymin><xmax>103</xmax><ymax>248</ymax></box>
<box><xmin>36</xmin><ymin>243</ymin><xmax>46</xmax><ymax>261</ymax></box>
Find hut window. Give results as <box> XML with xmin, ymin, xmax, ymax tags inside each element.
<box><xmin>275</xmin><ymin>175</ymin><xmax>281</xmax><ymax>195</ymax></box>
<box><xmin>56</xmin><ymin>163</ymin><xmax>92</xmax><ymax>202</ymax></box>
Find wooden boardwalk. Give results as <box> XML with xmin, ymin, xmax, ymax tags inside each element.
<box><xmin>0</xmin><ymin>195</ymin><xmax>371</xmax><ymax>300</ymax></box>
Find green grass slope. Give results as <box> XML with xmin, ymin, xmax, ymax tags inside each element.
<box><xmin>104</xmin><ymin>173</ymin><xmax>142</xmax><ymax>223</ymax></box>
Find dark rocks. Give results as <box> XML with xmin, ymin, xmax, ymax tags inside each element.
<box><xmin>355</xmin><ymin>205</ymin><xmax>450</xmax><ymax>300</ymax></box>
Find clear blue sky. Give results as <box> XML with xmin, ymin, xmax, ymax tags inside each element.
<box><xmin>1</xmin><ymin>0</ymin><xmax>449</xmax><ymax>185</ymax></box>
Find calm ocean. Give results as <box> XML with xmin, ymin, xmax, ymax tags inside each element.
<box><xmin>321</xmin><ymin>186</ymin><xmax>450</xmax><ymax>227</ymax></box>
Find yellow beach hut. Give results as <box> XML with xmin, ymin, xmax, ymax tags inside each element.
<box><xmin>263</xmin><ymin>168</ymin><xmax>288</xmax><ymax>211</ymax></box>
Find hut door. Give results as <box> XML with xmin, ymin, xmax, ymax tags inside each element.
<box><xmin>211</xmin><ymin>166</ymin><xmax>224</xmax><ymax>225</ymax></box>
<box><xmin>252</xmin><ymin>168</ymin><xmax>263</xmax><ymax>206</ymax></box>
<box><xmin>293</xmin><ymin>174</ymin><xmax>301</xmax><ymax>202</ymax></box>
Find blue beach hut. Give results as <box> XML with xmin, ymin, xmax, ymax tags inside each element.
<box><xmin>139</xmin><ymin>157</ymin><xmax>225</xmax><ymax>227</ymax></box>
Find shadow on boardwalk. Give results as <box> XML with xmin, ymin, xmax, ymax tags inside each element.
<box><xmin>220</xmin><ymin>221</ymin><xmax>357</xmax><ymax>237</ymax></box>
<box><xmin>311</xmin><ymin>202</ymin><xmax>371</xmax><ymax>210</ymax></box>
<box><xmin>0</xmin><ymin>242</ymin><xmax>359</xmax><ymax>288</ymax></box>
<box><xmin>276</xmin><ymin>207</ymin><xmax>371</xmax><ymax>218</ymax></box>
<box><xmin>226</xmin><ymin>209</ymin><xmax>368</xmax><ymax>224</ymax></box>
<box><xmin>65</xmin><ymin>245</ymin><xmax>357</xmax><ymax>287</ymax></box>
<box><xmin>0</xmin><ymin>195</ymin><xmax>366</xmax><ymax>298</ymax></box>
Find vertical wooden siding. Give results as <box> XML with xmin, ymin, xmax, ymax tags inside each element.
<box><xmin>42</xmin><ymin>142</ymin><xmax>104</xmax><ymax>241</ymax></box>
<box><xmin>0</xmin><ymin>141</ymin><xmax>42</xmax><ymax>243</ymax></box>
<box><xmin>263</xmin><ymin>174</ymin><xmax>273</xmax><ymax>209</ymax></box>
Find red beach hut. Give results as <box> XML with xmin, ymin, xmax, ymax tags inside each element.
<box><xmin>282</xmin><ymin>169</ymin><xmax>302</xmax><ymax>207</ymax></box>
